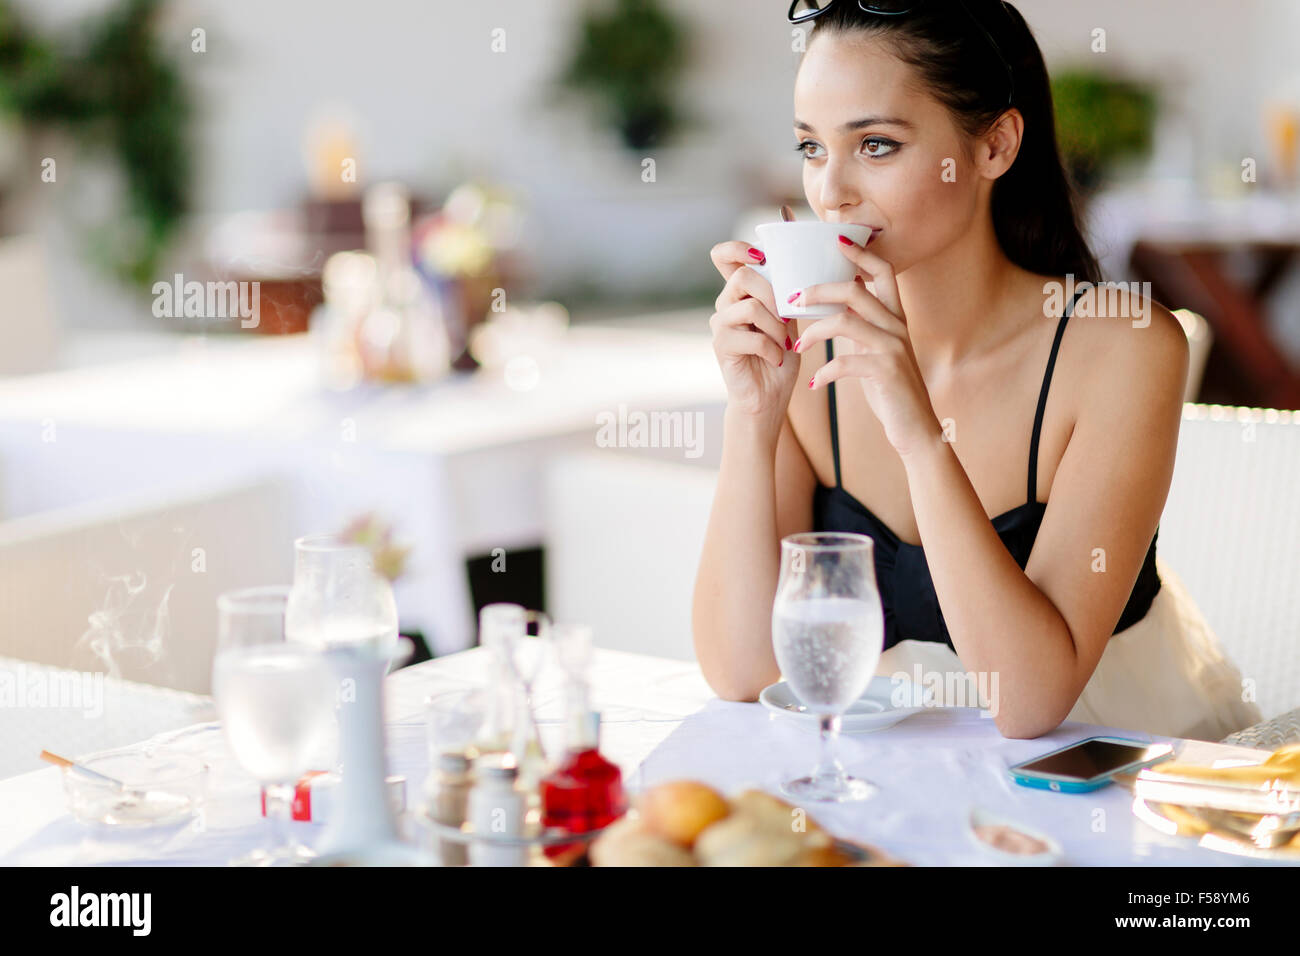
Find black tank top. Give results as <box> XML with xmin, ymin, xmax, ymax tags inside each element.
<box><xmin>811</xmin><ymin>284</ymin><xmax>1162</xmax><ymax>652</ymax></box>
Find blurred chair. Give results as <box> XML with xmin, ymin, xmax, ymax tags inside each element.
<box><xmin>1172</xmin><ymin>308</ymin><xmax>1213</xmax><ymax>403</ymax></box>
<box><xmin>543</xmin><ymin>406</ymin><xmax>724</xmax><ymax>661</ymax></box>
<box><xmin>1157</xmin><ymin>405</ymin><xmax>1300</xmax><ymax>724</ymax></box>
<box><xmin>0</xmin><ymin>476</ymin><xmax>294</xmax><ymax>694</ymax></box>
<box><xmin>1221</xmin><ymin>708</ymin><xmax>1300</xmax><ymax>749</ymax></box>
<box><xmin>0</xmin><ymin>234</ymin><xmax>60</xmax><ymax>375</ymax></box>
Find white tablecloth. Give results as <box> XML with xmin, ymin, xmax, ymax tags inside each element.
<box><xmin>0</xmin><ymin>648</ymin><xmax>1284</xmax><ymax>867</ymax></box>
<box><xmin>0</xmin><ymin>657</ymin><xmax>214</xmax><ymax>779</ymax></box>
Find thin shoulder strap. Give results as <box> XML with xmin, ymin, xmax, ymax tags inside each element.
<box><xmin>1028</xmin><ymin>283</ymin><xmax>1090</xmax><ymax>504</ymax></box>
<box><xmin>826</xmin><ymin>339</ymin><xmax>842</xmax><ymax>488</ymax></box>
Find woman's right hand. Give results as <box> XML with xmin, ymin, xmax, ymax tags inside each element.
<box><xmin>709</xmin><ymin>240</ymin><xmax>800</xmax><ymax>426</ymax></box>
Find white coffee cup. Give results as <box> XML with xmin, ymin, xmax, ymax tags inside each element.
<box><xmin>749</xmin><ymin>221</ymin><xmax>872</xmax><ymax>319</ymax></box>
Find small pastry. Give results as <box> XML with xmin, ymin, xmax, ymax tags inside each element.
<box><xmin>694</xmin><ymin>813</ymin><xmax>804</xmax><ymax>867</ymax></box>
<box><xmin>637</xmin><ymin>780</ymin><xmax>731</xmax><ymax>847</ymax></box>
<box><xmin>590</xmin><ymin>817</ymin><xmax>697</xmax><ymax>867</ymax></box>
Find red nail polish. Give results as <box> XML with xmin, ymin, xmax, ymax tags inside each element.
<box><xmin>778</xmin><ymin>356</ymin><xmax>783</xmax><ymax>367</ymax></box>
<box><xmin>793</xmin><ymin>336</ymin><xmax>802</xmax><ymax>351</ymax></box>
<box><xmin>748</xmin><ymin>247</ymin><xmax>765</xmax><ymax>264</ymax></box>
<box><xmin>787</xmin><ymin>290</ymin><xmax>802</xmax><ymax>304</ymax></box>
<box><xmin>785</xmin><ymin>335</ymin><xmax>792</xmax><ymax>350</ymax></box>
<box><xmin>838</xmin><ymin>234</ymin><xmax>855</xmax><ymax>246</ymax></box>
<box><xmin>808</xmin><ymin>377</ymin><xmax>815</xmax><ymax>389</ymax></box>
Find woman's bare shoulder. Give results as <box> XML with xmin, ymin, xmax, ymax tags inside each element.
<box><xmin>1067</xmin><ymin>281</ymin><xmax>1189</xmax><ymax>411</ymax></box>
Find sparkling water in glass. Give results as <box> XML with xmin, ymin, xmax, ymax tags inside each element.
<box><xmin>213</xmin><ymin>586</ymin><xmax>336</xmax><ymax>865</ymax></box>
<box><xmin>772</xmin><ymin>532</ymin><xmax>884</xmax><ymax>802</ymax></box>
<box><xmin>213</xmin><ymin>644</ymin><xmax>336</xmax><ymax>782</ymax></box>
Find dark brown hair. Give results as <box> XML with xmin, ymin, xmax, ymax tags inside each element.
<box><xmin>807</xmin><ymin>1</ymin><xmax>1102</xmax><ymax>284</ymax></box>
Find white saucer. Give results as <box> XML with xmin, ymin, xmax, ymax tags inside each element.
<box><xmin>759</xmin><ymin>675</ymin><xmax>932</xmax><ymax>733</ymax></box>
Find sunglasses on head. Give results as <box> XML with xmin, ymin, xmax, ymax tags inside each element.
<box><xmin>788</xmin><ymin>0</ymin><xmax>1016</xmax><ymax>110</ymax></box>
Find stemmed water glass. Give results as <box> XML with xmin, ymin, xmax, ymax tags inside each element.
<box><xmin>284</xmin><ymin>533</ymin><xmax>399</xmax><ymax>653</ymax></box>
<box><xmin>772</xmin><ymin>532</ymin><xmax>884</xmax><ymax>802</ymax></box>
<box><xmin>211</xmin><ymin>586</ymin><xmax>336</xmax><ymax>865</ymax></box>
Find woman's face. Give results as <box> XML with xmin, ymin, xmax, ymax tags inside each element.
<box><xmin>794</xmin><ymin>32</ymin><xmax>987</xmax><ymax>274</ymax></box>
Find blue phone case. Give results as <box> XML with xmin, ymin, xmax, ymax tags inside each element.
<box><xmin>1007</xmin><ymin>736</ymin><xmax>1173</xmax><ymax>793</ymax></box>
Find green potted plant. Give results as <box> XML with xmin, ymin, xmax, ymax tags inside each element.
<box><xmin>1051</xmin><ymin>68</ymin><xmax>1157</xmax><ymax>195</ymax></box>
<box><xmin>557</xmin><ymin>0</ymin><xmax>689</xmax><ymax>151</ymax></box>
<box><xmin>0</xmin><ymin>0</ymin><xmax>193</xmax><ymax>287</ymax></box>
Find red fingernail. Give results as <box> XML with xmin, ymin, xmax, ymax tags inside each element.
<box><xmin>748</xmin><ymin>247</ymin><xmax>765</xmax><ymax>264</ymax></box>
<box><xmin>808</xmin><ymin>377</ymin><xmax>816</xmax><ymax>389</ymax></box>
<box><xmin>793</xmin><ymin>336</ymin><xmax>802</xmax><ymax>351</ymax></box>
<box><xmin>778</xmin><ymin>356</ymin><xmax>783</xmax><ymax>367</ymax></box>
<box><xmin>787</xmin><ymin>290</ymin><xmax>802</xmax><ymax>304</ymax></box>
<box><xmin>838</xmin><ymin>234</ymin><xmax>855</xmax><ymax>246</ymax></box>
<box><xmin>785</xmin><ymin>335</ymin><xmax>792</xmax><ymax>350</ymax></box>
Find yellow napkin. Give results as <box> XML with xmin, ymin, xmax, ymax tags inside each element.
<box><xmin>1148</xmin><ymin>743</ymin><xmax>1300</xmax><ymax>787</ymax></box>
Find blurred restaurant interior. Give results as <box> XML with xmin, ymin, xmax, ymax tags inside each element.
<box><xmin>0</xmin><ymin>0</ymin><xmax>1298</xmax><ymax>869</ymax></box>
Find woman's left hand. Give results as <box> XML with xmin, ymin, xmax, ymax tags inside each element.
<box><xmin>791</xmin><ymin>234</ymin><xmax>941</xmax><ymax>460</ymax></box>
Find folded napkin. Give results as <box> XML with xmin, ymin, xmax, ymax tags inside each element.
<box><xmin>1145</xmin><ymin>743</ymin><xmax>1300</xmax><ymax>788</ymax></box>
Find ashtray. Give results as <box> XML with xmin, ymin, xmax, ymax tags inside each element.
<box><xmin>62</xmin><ymin>748</ymin><xmax>208</xmax><ymax>827</ymax></box>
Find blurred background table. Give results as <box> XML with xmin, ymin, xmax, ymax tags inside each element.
<box><xmin>0</xmin><ymin>316</ymin><xmax>724</xmax><ymax>692</ymax></box>
<box><xmin>1088</xmin><ymin>187</ymin><xmax>1300</xmax><ymax>408</ymax></box>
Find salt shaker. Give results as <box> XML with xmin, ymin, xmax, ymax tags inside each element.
<box><xmin>426</xmin><ymin>751</ymin><xmax>472</xmax><ymax>866</ymax></box>
<box><xmin>467</xmin><ymin>754</ymin><xmax>528</xmax><ymax>867</ymax></box>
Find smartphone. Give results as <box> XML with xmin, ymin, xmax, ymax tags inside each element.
<box><xmin>1008</xmin><ymin>736</ymin><xmax>1174</xmax><ymax>793</ymax></box>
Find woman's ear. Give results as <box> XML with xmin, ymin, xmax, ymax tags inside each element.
<box><xmin>977</xmin><ymin>108</ymin><xmax>1024</xmax><ymax>180</ymax></box>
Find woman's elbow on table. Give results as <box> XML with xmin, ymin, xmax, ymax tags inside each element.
<box><xmin>991</xmin><ymin>698</ymin><xmax>1073</xmax><ymax>740</ymax></box>
<box><xmin>692</xmin><ymin>633</ymin><xmax>766</xmax><ymax>702</ymax></box>
<box><xmin>703</xmin><ymin>674</ymin><xmax>764</xmax><ymax>703</ymax></box>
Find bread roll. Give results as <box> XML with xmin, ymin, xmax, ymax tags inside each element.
<box><xmin>790</xmin><ymin>844</ymin><xmax>857</xmax><ymax>867</ymax></box>
<box><xmin>730</xmin><ymin>789</ymin><xmax>827</xmax><ymax>839</ymax></box>
<box><xmin>637</xmin><ymin>780</ymin><xmax>731</xmax><ymax>847</ymax></box>
<box><xmin>694</xmin><ymin>813</ymin><xmax>804</xmax><ymax>866</ymax></box>
<box><xmin>589</xmin><ymin>817</ymin><xmax>696</xmax><ymax>867</ymax></box>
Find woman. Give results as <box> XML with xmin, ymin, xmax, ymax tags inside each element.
<box><xmin>693</xmin><ymin>0</ymin><xmax>1260</xmax><ymax>741</ymax></box>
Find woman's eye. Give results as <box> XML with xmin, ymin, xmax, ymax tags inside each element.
<box><xmin>862</xmin><ymin>137</ymin><xmax>899</xmax><ymax>158</ymax></box>
<box><xmin>795</xmin><ymin>138</ymin><xmax>899</xmax><ymax>160</ymax></box>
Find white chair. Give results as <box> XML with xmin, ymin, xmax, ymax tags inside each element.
<box><xmin>1152</xmin><ymin>405</ymin><xmax>1300</xmax><ymax>722</ymax></box>
<box><xmin>1172</xmin><ymin>308</ymin><xmax>1213</xmax><ymax>403</ymax></box>
<box><xmin>0</xmin><ymin>477</ymin><xmax>294</xmax><ymax>694</ymax></box>
<box><xmin>0</xmin><ymin>234</ymin><xmax>59</xmax><ymax>376</ymax></box>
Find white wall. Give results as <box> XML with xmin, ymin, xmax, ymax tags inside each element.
<box><xmin>11</xmin><ymin>0</ymin><xmax>1297</xmax><ymax>329</ymax></box>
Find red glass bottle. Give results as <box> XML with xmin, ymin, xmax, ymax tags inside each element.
<box><xmin>539</xmin><ymin>710</ymin><xmax>627</xmax><ymax>860</ymax></box>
